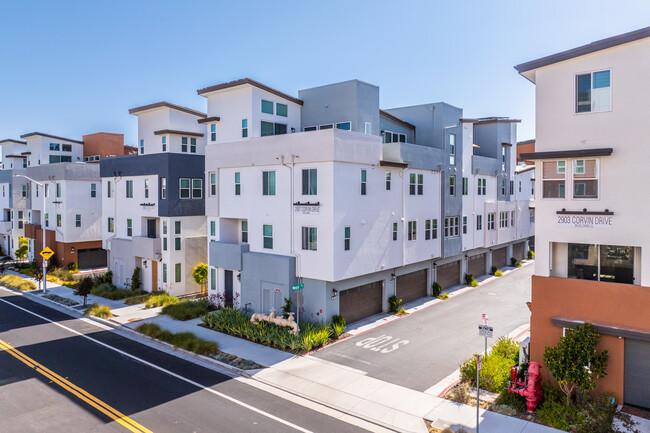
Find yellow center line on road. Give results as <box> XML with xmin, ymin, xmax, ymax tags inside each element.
<box><xmin>0</xmin><ymin>338</ymin><xmax>153</xmax><ymax>433</ymax></box>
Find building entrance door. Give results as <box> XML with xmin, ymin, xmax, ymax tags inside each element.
<box><xmin>224</xmin><ymin>270</ymin><xmax>233</xmax><ymax>307</ymax></box>
<box><xmin>151</xmin><ymin>261</ymin><xmax>158</xmax><ymax>291</ymax></box>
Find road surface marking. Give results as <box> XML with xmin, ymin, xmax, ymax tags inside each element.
<box><xmin>355</xmin><ymin>334</ymin><xmax>409</xmax><ymax>353</ymax></box>
<box><xmin>331</xmin><ymin>352</ymin><xmax>374</xmax><ymax>365</ymax></box>
<box><xmin>0</xmin><ymin>295</ymin><xmax>314</xmax><ymax>433</ymax></box>
<box><xmin>0</xmin><ymin>338</ymin><xmax>152</xmax><ymax>433</ymax></box>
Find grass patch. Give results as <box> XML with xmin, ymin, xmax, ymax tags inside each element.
<box><xmin>42</xmin><ymin>293</ymin><xmax>79</xmax><ymax>306</ymax></box>
<box><xmin>144</xmin><ymin>293</ymin><xmax>178</xmax><ymax>308</ymax></box>
<box><xmin>0</xmin><ymin>275</ymin><xmax>36</xmax><ymax>291</ymax></box>
<box><xmin>161</xmin><ymin>299</ymin><xmax>216</xmax><ymax>321</ymax></box>
<box><xmin>91</xmin><ymin>283</ymin><xmax>144</xmax><ymax>300</ymax></box>
<box><xmin>124</xmin><ymin>293</ymin><xmax>154</xmax><ymax>305</ymax></box>
<box><xmin>84</xmin><ymin>303</ymin><xmax>113</xmax><ymax>318</ymax></box>
<box><xmin>136</xmin><ymin>323</ymin><xmax>218</xmax><ymax>356</ymax></box>
<box><xmin>48</xmin><ymin>267</ymin><xmax>77</xmax><ymax>282</ymax></box>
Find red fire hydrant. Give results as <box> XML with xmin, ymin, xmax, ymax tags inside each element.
<box><xmin>507</xmin><ymin>361</ymin><xmax>543</xmax><ymax>413</ymax></box>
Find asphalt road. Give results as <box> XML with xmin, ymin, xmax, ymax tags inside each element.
<box><xmin>0</xmin><ymin>290</ymin><xmax>372</xmax><ymax>433</ymax></box>
<box><xmin>314</xmin><ymin>265</ymin><xmax>533</xmax><ymax>392</ymax></box>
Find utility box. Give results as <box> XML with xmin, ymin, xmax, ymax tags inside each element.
<box><xmin>519</xmin><ymin>337</ymin><xmax>530</xmax><ymax>365</ymax></box>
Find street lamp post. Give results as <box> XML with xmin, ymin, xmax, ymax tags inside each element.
<box><xmin>14</xmin><ymin>175</ymin><xmax>47</xmax><ymax>294</ymax></box>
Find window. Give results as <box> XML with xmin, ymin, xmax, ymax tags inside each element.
<box><xmin>175</xmin><ymin>263</ymin><xmax>181</xmax><ymax>283</ymax></box>
<box><xmin>262</xmin><ymin>171</ymin><xmax>276</xmax><ymax>195</ymax></box>
<box><xmin>573</xmin><ymin>159</ymin><xmax>598</xmax><ymax>199</ymax></box>
<box><xmin>90</xmin><ymin>183</ymin><xmax>97</xmax><ymax>198</ymax></box>
<box><xmin>163</xmin><ymin>264</ymin><xmax>167</xmax><ymax>283</ymax></box>
<box><xmin>62</xmin><ymin>144</ymin><xmax>72</xmax><ymax>152</ymax></box>
<box><xmin>576</xmin><ymin>70</ymin><xmax>611</xmax><ymax>113</ymax></box>
<box><xmin>542</xmin><ymin>160</ymin><xmax>566</xmax><ymax>198</ymax></box>
<box><xmin>519</xmin><ymin>181</ymin><xmax>522</xmax><ymax>193</ymax></box>
<box><xmin>75</xmin><ymin>214</ymin><xmax>81</xmax><ymax>227</ymax></box>
<box><xmin>383</xmin><ymin>130</ymin><xmax>406</xmax><ymax>143</ymax></box>
<box><xmin>44</xmin><ymin>184</ymin><xmax>49</xmax><ymax>197</ymax></box>
<box><xmin>144</xmin><ymin>179</ymin><xmax>149</xmax><ymax>198</ymax></box>
<box><xmin>179</xmin><ymin>178</ymin><xmax>190</xmax><ymax>199</ymax></box>
<box><xmin>140</xmin><ymin>139</ymin><xmax>144</xmax><ymax>155</ymax></box>
<box><xmin>263</xmin><ymin>224</ymin><xmax>273</xmax><ymax>249</ymax></box>
<box><xmin>235</xmin><ymin>172</ymin><xmax>241</xmax><ymax>195</ymax></box>
<box><xmin>304</xmin><ymin>126</ymin><xmax>317</xmax><ymax>132</ymax></box>
<box><xmin>241</xmin><ymin>220</ymin><xmax>248</xmax><ymax>243</ymax></box>
<box><xmin>476</xmin><ymin>215</ymin><xmax>482</xmax><ymax>230</ymax></box>
<box><xmin>163</xmin><ymin>237</ymin><xmax>167</xmax><ymax>251</ymax></box>
<box><xmin>261</xmin><ymin>121</ymin><xmax>274</xmax><ymax>137</ymax></box>
<box><xmin>302</xmin><ymin>227</ymin><xmax>317</xmax><ymax>250</ymax></box>
<box><xmin>126</xmin><ymin>219</ymin><xmax>132</xmax><ymax>236</ymax></box>
<box><xmin>365</xmin><ymin>122</ymin><xmax>372</xmax><ymax>135</ymax></box>
<box><xmin>21</xmin><ymin>185</ymin><xmax>27</xmax><ymax>197</ymax></box>
<box><xmin>408</xmin><ymin>221</ymin><xmax>417</xmax><ymax>241</ymax></box>
<box><xmin>449</xmin><ymin>175</ymin><xmax>455</xmax><ymax>196</ymax></box>
<box><xmin>161</xmin><ymin>177</ymin><xmax>167</xmax><ymax>199</ymax></box>
<box><xmin>385</xmin><ymin>171</ymin><xmax>391</xmax><ymax>190</ymax></box>
<box><xmin>56</xmin><ymin>183</ymin><xmax>61</xmax><ymax>198</ymax></box>
<box><xmin>501</xmin><ymin>179</ymin><xmax>506</xmax><ymax>195</ymax></box>
<box><xmin>18</xmin><ymin>211</ymin><xmax>23</xmax><ymax>229</ymax></box>
<box><xmin>302</xmin><ymin>169</ymin><xmax>317</xmax><ymax>195</ymax></box>
<box><xmin>175</xmin><ymin>221</ymin><xmax>181</xmax><ymax>235</ymax></box>
<box><xmin>192</xmin><ymin>179</ymin><xmax>202</xmax><ymax>199</ymax></box>
<box><xmin>360</xmin><ymin>170</ymin><xmax>367</xmax><ymax>195</ymax></box>
<box><xmin>181</xmin><ymin>137</ymin><xmax>188</xmax><ymax>152</ymax></box>
<box><xmin>162</xmin><ymin>136</ymin><xmax>167</xmax><ymax>152</ymax></box>
<box><xmin>449</xmin><ymin>133</ymin><xmax>456</xmax><ymax>165</ymax></box>
<box><xmin>319</xmin><ymin>124</ymin><xmax>333</xmax><ymax>130</ymax></box>
<box><xmin>510</xmin><ymin>180</ymin><xmax>514</xmax><ymax>195</ymax></box>
<box><xmin>462</xmin><ymin>216</ymin><xmax>467</xmax><ymax>234</ymax></box>
<box><xmin>499</xmin><ymin>211</ymin><xmax>508</xmax><ymax>228</ymax></box>
<box><xmin>49</xmin><ymin>142</ymin><xmax>60</xmax><ymax>151</ymax></box>
<box><xmin>477</xmin><ymin>178</ymin><xmax>486</xmax><ymax>195</ymax></box>
<box><xmin>462</xmin><ymin>177</ymin><xmax>468</xmax><ymax>195</ymax></box>
<box><xmin>344</xmin><ymin>226</ymin><xmax>350</xmax><ymax>250</ymax></box>
<box><xmin>276</xmin><ymin>103</ymin><xmax>288</xmax><ymax>117</ymax></box>
<box><xmin>261</xmin><ymin>100</ymin><xmax>274</xmax><ymax>114</ymax></box>
<box><xmin>568</xmin><ymin>244</ymin><xmax>633</xmax><ymax>284</ymax></box>
<box><xmin>529</xmin><ymin>209</ymin><xmax>535</xmax><ymax>223</ymax></box>
<box><xmin>242</xmin><ymin>119</ymin><xmax>248</xmax><ymax>137</ymax></box>
<box><xmin>487</xmin><ymin>213</ymin><xmax>495</xmax><ymax>230</ymax></box>
<box><xmin>336</xmin><ymin>121</ymin><xmax>351</xmax><ymax>130</ymax></box>
<box><xmin>163</xmin><ymin>221</ymin><xmax>167</xmax><ymax>235</ymax></box>
<box><xmin>210</xmin><ymin>268</ymin><xmax>216</xmax><ymax>291</ymax></box>
<box><xmin>392</xmin><ymin>222</ymin><xmax>398</xmax><ymax>241</ymax></box>
<box><xmin>409</xmin><ymin>173</ymin><xmax>423</xmax><ymax>195</ymax></box>
<box><xmin>210</xmin><ymin>124</ymin><xmax>216</xmax><ymax>142</ymax></box>
<box><xmin>190</xmin><ymin>138</ymin><xmax>197</xmax><ymax>153</ymax></box>
<box><xmin>531</xmin><ymin>179</ymin><xmax>535</xmax><ymax>195</ymax></box>
<box><xmin>175</xmin><ymin>237</ymin><xmax>181</xmax><ymax>250</ymax></box>
<box><xmin>126</xmin><ymin>180</ymin><xmax>133</xmax><ymax>198</ymax></box>
<box><xmin>444</xmin><ymin>216</ymin><xmax>460</xmax><ymax>238</ymax></box>
<box><xmin>45</xmin><ymin>213</ymin><xmax>49</xmax><ymax>227</ymax></box>
<box><xmin>502</xmin><ymin>146</ymin><xmax>506</xmax><ymax>171</ymax></box>
<box><xmin>107</xmin><ymin>181</ymin><xmax>112</xmax><ymax>198</ymax></box>
<box><xmin>511</xmin><ymin>211</ymin><xmax>515</xmax><ymax>227</ymax></box>
<box><xmin>432</xmin><ymin>219</ymin><xmax>438</xmax><ymax>239</ymax></box>
<box><xmin>425</xmin><ymin>219</ymin><xmax>431</xmax><ymax>240</ymax></box>
<box><xmin>209</xmin><ymin>172</ymin><xmax>216</xmax><ymax>196</ymax></box>
<box><xmin>107</xmin><ymin>217</ymin><xmax>114</xmax><ymax>233</ymax></box>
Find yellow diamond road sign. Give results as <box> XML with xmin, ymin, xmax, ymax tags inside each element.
<box><xmin>40</xmin><ymin>247</ymin><xmax>54</xmax><ymax>260</ymax></box>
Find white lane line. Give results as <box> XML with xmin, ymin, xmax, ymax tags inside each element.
<box><xmin>331</xmin><ymin>353</ymin><xmax>374</xmax><ymax>366</ymax></box>
<box><xmin>0</xmin><ymin>295</ymin><xmax>314</xmax><ymax>433</ymax></box>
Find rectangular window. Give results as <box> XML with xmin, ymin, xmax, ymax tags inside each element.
<box><xmin>511</xmin><ymin>210</ymin><xmax>515</xmax><ymax>227</ymax></box>
<box><xmin>462</xmin><ymin>216</ymin><xmax>467</xmax><ymax>234</ymax></box>
<box><xmin>385</xmin><ymin>171</ymin><xmax>391</xmax><ymax>190</ymax></box>
<box><xmin>417</xmin><ymin>174</ymin><xmax>423</xmax><ymax>195</ymax></box>
<box><xmin>276</xmin><ymin>103</ymin><xmax>288</xmax><ymax>117</ymax></box>
<box><xmin>487</xmin><ymin>213</ymin><xmax>495</xmax><ymax>230</ymax></box>
<box><xmin>449</xmin><ymin>133</ymin><xmax>456</xmax><ymax>165</ymax></box>
<box><xmin>56</xmin><ymin>183</ymin><xmax>61</xmax><ymax>198</ymax></box>
<box><xmin>45</xmin><ymin>213</ymin><xmax>49</xmax><ymax>227</ymax></box>
<box><xmin>235</xmin><ymin>172</ymin><xmax>241</xmax><ymax>195</ymax></box>
<box><xmin>261</xmin><ymin>100</ymin><xmax>274</xmax><ymax>114</ymax></box>
<box><xmin>179</xmin><ymin>178</ymin><xmax>190</xmax><ymax>199</ymax></box>
<box><xmin>62</xmin><ymin>144</ymin><xmax>72</xmax><ymax>152</ymax></box>
<box><xmin>192</xmin><ymin>178</ymin><xmax>202</xmax><ymax>199</ymax></box>
<box><xmin>336</xmin><ymin>121</ymin><xmax>351</xmax><ymax>130</ymax></box>
<box><xmin>302</xmin><ymin>227</ymin><xmax>317</xmax><ymax>251</ymax></box>
<box><xmin>476</xmin><ymin>214</ymin><xmax>482</xmax><ymax>230</ymax></box>
<box><xmin>576</xmin><ymin>70</ymin><xmax>611</xmax><ymax>113</ymax></box>
<box><xmin>107</xmin><ymin>181</ymin><xmax>112</xmax><ymax>198</ymax></box>
<box><xmin>210</xmin><ymin>221</ymin><xmax>216</xmax><ymax>237</ymax></box>
<box><xmin>242</xmin><ymin>119</ymin><xmax>248</xmax><ymax>137</ymax></box>
<box><xmin>462</xmin><ymin>177</ymin><xmax>468</xmax><ymax>195</ymax></box>
<box><xmin>519</xmin><ymin>181</ymin><xmax>522</xmax><ymax>193</ymax></box>
<box><xmin>175</xmin><ymin>263</ymin><xmax>181</xmax><ymax>283</ymax></box>
<box><xmin>477</xmin><ymin>178</ymin><xmax>486</xmax><ymax>195</ymax></box>
<box><xmin>409</xmin><ymin>173</ymin><xmax>424</xmax><ymax>195</ymax></box>
<box><xmin>360</xmin><ymin>170</ymin><xmax>367</xmax><ymax>195</ymax></box>
<box><xmin>75</xmin><ymin>214</ymin><xmax>81</xmax><ymax>227</ymax></box>
<box><xmin>241</xmin><ymin>220</ymin><xmax>248</xmax><ymax>243</ymax></box>
<box><xmin>181</xmin><ymin>137</ymin><xmax>188</xmax><ymax>152</ymax></box>
<box><xmin>175</xmin><ymin>221</ymin><xmax>181</xmax><ymax>234</ymax></box>
<box><xmin>302</xmin><ymin>169</ymin><xmax>317</xmax><ymax>195</ymax></box>
<box><xmin>444</xmin><ymin>216</ymin><xmax>460</xmax><ymax>238</ymax></box>
<box><xmin>408</xmin><ymin>221</ymin><xmax>417</xmax><ymax>241</ymax></box>
<box><xmin>163</xmin><ymin>264</ymin><xmax>167</xmax><ymax>283</ymax></box>
<box><xmin>126</xmin><ymin>180</ymin><xmax>133</xmax><ymax>198</ymax></box>
<box><xmin>304</xmin><ymin>126</ymin><xmax>317</xmax><ymax>132</ymax></box>
<box><xmin>263</xmin><ymin>224</ymin><xmax>273</xmax><ymax>249</ymax></box>
<box><xmin>262</xmin><ymin>171</ymin><xmax>276</xmax><ymax>195</ymax></box>
<box><xmin>50</xmin><ymin>142</ymin><xmax>60</xmax><ymax>151</ymax></box>
<box><xmin>21</xmin><ymin>185</ymin><xmax>27</xmax><ymax>197</ymax></box>
<box><xmin>365</xmin><ymin>122</ymin><xmax>372</xmax><ymax>135</ymax></box>
<box><xmin>210</xmin><ymin>268</ymin><xmax>216</xmax><ymax>290</ymax></box>
<box><xmin>210</xmin><ymin>124</ymin><xmax>216</xmax><ymax>142</ymax></box>
<box><xmin>344</xmin><ymin>226</ymin><xmax>350</xmax><ymax>251</ymax></box>
<box><xmin>126</xmin><ymin>219</ymin><xmax>132</xmax><ymax>236</ymax></box>
<box><xmin>501</xmin><ymin>179</ymin><xmax>506</xmax><ymax>195</ymax></box>
<box><xmin>274</xmin><ymin>123</ymin><xmax>287</xmax><ymax>135</ymax></box>
<box><xmin>542</xmin><ymin>160</ymin><xmax>566</xmax><ymax>198</ymax></box>
<box><xmin>144</xmin><ymin>179</ymin><xmax>149</xmax><ymax>198</ymax></box>
<box><xmin>319</xmin><ymin>124</ymin><xmax>333</xmax><ymax>130</ymax></box>
<box><xmin>18</xmin><ymin>211</ymin><xmax>23</xmax><ymax>229</ymax></box>
<box><xmin>139</xmin><ymin>139</ymin><xmax>144</xmax><ymax>154</ymax></box>
<box><xmin>45</xmin><ymin>184</ymin><xmax>49</xmax><ymax>197</ymax></box>
<box><xmin>90</xmin><ymin>183</ymin><xmax>97</xmax><ymax>198</ymax></box>
<box><xmin>162</xmin><ymin>136</ymin><xmax>167</xmax><ymax>152</ymax></box>
<box><xmin>161</xmin><ymin>177</ymin><xmax>167</xmax><ymax>199</ymax></box>
<box><xmin>449</xmin><ymin>175</ymin><xmax>455</xmax><ymax>196</ymax></box>
<box><xmin>107</xmin><ymin>217</ymin><xmax>114</xmax><ymax>233</ymax></box>
<box><xmin>163</xmin><ymin>237</ymin><xmax>167</xmax><ymax>251</ymax></box>
<box><xmin>502</xmin><ymin>146</ymin><xmax>506</xmax><ymax>171</ymax></box>
<box><xmin>261</xmin><ymin>121</ymin><xmax>274</xmax><ymax>137</ymax></box>
<box><xmin>175</xmin><ymin>237</ymin><xmax>181</xmax><ymax>250</ymax></box>
<box><xmin>190</xmin><ymin>138</ymin><xmax>197</xmax><ymax>153</ymax></box>
<box><xmin>383</xmin><ymin>130</ymin><xmax>406</xmax><ymax>143</ymax></box>
<box><xmin>573</xmin><ymin>159</ymin><xmax>598</xmax><ymax>199</ymax></box>
<box><xmin>56</xmin><ymin>214</ymin><xmax>62</xmax><ymax>228</ymax></box>
<box><xmin>209</xmin><ymin>172</ymin><xmax>216</xmax><ymax>196</ymax></box>
<box><xmin>392</xmin><ymin>222</ymin><xmax>398</xmax><ymax>241</ymax></box>
<box><xmin>163</xmin><ymin>221</ymin><xmax>167</xmax><ymax>235</ymax></box>
<box><xmin>499</xmin><ymin>211</ymin><xmax>508</xmax><ymax>228</ymax></box>
<box><xmin>409</xmin><ymin>173</ymin><xmax>416</xmax><ymax>195</ymax></box>
<box><xmin>529</xmin><ymin>209</ymin><xmax>535</xmax><ymax>223</ymax></box>
<box><xmin>510</xmin><ymin>180</ymin><xmax>514</xmax><ymax>195</ymax></box>
<box><xmin>432</xmin><ymin>219</ymin><xmax>438</xmax><ymax>239</ymax></box>
<box><xmin>425</xmin><ymin>219</ymin><xmax>431</xmax><ymax>240</ymax></box>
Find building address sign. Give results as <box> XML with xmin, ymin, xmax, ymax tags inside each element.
<box><xmin>557</xmin><ymin>214</ymin><xmax>613</xmax><ymax>229</ymax></box>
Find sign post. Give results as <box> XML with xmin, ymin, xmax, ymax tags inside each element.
<box><xmin>476</xmin><ymin>354</ymin><xmax>481</xmax><ymax>433</ymax></box>
<box><xmin>40</xmin><ymin>247</ymin><xmax>54</xmax><ymax>294</ymax></box>
<box><xmin>291</xmin><ymin>283</ymin><xmax>304</xmax><ymax>330</ymax></box>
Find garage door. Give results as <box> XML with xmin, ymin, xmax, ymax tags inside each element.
<box><xmin>624</xmin><ymin>339</ymin><xmax>650</xmax><ymax>409</ymax></box>
<box><xmin>492</xmin><ymin>247</ymin><xmax>507</xmax><ymax>268</ymax></box>
<box><xmin>437</xmin><ymin>261</ymin><xmax>460</xmax><ymax>290</ymax></box>
<box><xmin>513</xmin><ymin>242</ymin><xmax>526</xmax><ymax>261</ymax></box>
<box><xmin>396</xmin><ymin>269</ymin><xmax>428</xmax><ymax>304</ymax></box>
<box><xmin>339</xmin><ymin>281</ymin><xmax>383</xmax><ymax>324</ymax></box>
<box><xmin>467</xmin><ymin>253</ymin><xmax>487</xmax><ymax>278</ymax></box>
<box><xmin>78</xmin><ymin>248</ymin><xmax>107</xmax><ymax>269</ymax></box>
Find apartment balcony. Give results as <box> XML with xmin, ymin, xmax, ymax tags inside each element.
<box><xmin>0</xmin><ymin>221</ymin><xmax>11</xmax><ymax>235</ymax></box>
<box><xmin>209</xmin><ymin>241</ymin><xmax>250</xmax><ymax>271</ymax></box>
<box><xmin>132</xmin><ymin>236</ymin><xmax>162</xmax><ymax>260</ymax></box>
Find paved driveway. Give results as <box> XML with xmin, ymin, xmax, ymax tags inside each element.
<box><xmin>314</xmin><ymin>265</ymin><xmax>533</xmax><ymax>392</ymax></box>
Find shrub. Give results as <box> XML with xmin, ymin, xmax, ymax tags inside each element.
<box><xmin>431</xmin><ymin>281</ymin><xmax>442</xmax><ymax>297</ymax></box>
<box><xmin>437</xmin><ymin>292</ymin><xmax>449</xmax><ymax>300</ymax></box>
<box><xmin>459</xmin><ymin>338</ymin><xmax>519</xmax><ymax>393</ymax></box>
<box><xmin>470</xmin><ymin>280</ymin><xmax>478</xmax><ymax>287</ymax></box>
<box><xmin>464</xmin><ymin>273</ymin><xmax>474</xmax><ymax>285</ymax></box>
<box><xmin>47</xmin><ymin>255</ymin><xmax>60</xmax><ymax>271</ymax></box>
<box><xmin>99</xmin><ymin>270</ymin><xmax>113</xmax><ymax>285</ymax></box>
<box><xmin>84</xmin><ymin>303</ymin><xmax>113</xmax><ymax>318</ymax></box>
<box><xmin>445</xmin><ymin>382</ymin><xmax>471</xmax><ymax>404</ymax></box>
<box><xmin>397</xmin><ymin>307</ymin><xmax>406</xmax><ymax>315</ymax></box>
<box><xmin>68</xmin><ymin>262</ymin><xmax>78</xmax><ymax>273</ymax></box>
<box><xmin>527</xmin><ymin>250</ymin><xmax>535</xmax><ymax>259</ymax></box>
<box><xmin>281</xmin><ymin>297</ymin><xmax>293</xmax><ymax>318</ymax></box>
<box><xmin>510</xmin><ymin>257</ymin><xmax>517</xmax><ymax>267</ymax></box>
<box><xmin>161</xmin><ymin>299</ymin><xmax>215</xmax><ymax>321</ymax></box>
<box><xmin>331</xmin><ymin>314</ymin><xmax>346</xmax><ymax>338</ymax></box>
<box><xmin>15</xmin><ymin>237</ymin><xmax>28</xmax><ymax>262</ymax></box>
<box><xmin>491</xmin><ymin>336</ymin><xmax>519</xmax><ymax>360</ymax></box>
<box><xmin>48</xmin><ymin>266</ymin><xmax>77</xmax><ymax>282</ymax></box>
<box><xmin>516</xmin><ymin>262</ymin><xmax>522</xmax><ymax>268</ymax></box>
<box><xmin>124</xmin><ymin>293</ymin><xmax>154</xmax><ymax>305</ymax></box>
<box><xmin>494</xmin><ymin>270</ymin><xmax>503</xmax><ymax>277</ymax></box>
<box><xmin>494</xmin><ymin>389</ymin><xmax>527</xmax><ymax>413</ymax></box>
<box><xmin>90</xmin><ymin>283</ymin><xmax>143</xmax><ymax>300</ymax></box>
<box><xmin>0</xmin><ymin>275</ymin><xmax>36</xmax><ymax>291</ymax></box>
<box><xmin>490</xmin><ymin>265</ymin><xmax>498</xmax><ymax>275</ymax></box>
<box><xmin>136</xmin><ymin>323</ymin><xmax>218</xmax><ymax>356</ymax></box>
<box><xmin>131</xmin><ymin>267</ymin><xmax>141</xmax><ymax>291</ymax></box>
<box><xmin>388</xmin><ymin>295</ymin><xmax>401</xmax><ymax>313</ymax></box>
<box><xmin>145</xmin><ymin>292</ymin><xmax>179</xmax><ymax>308</ymax></box>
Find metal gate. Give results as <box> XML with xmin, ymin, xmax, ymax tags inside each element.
<box><xmin>339</xmin><ymin>281</ymin><xmax>383</xmax><ymax>324</ymax></box>
<box><xmin>513</xmin><ymin>242</ymin><xmax>526</xmax><ymax>261</ymax></box>
<box><xmin>467</xmin><ymin>253</ymin><xmax>487</xmax><ymax>277</ymax></box>
<box><xmin>78</xmin><ymin>248</ymin><xmax>107</xmax><ymax>269</ymax></box>
<box><xmin>624</xmin><ymin>339</ymin><xmax>650</xmax><ymax>409</ymax></box>
<box><xmin>492</xmin><ymin>247</ymin><xmax>507</xmax><ymax>268</ymax></box>
<box><xmin>396</xmin><ymin>269</ymin><xmax>428</xmax><ymax>304</ymax></box>
<box><xmin>437</xmin><ymin>261</ymin><xmax>460</xmax><ymax>289</ymax></box>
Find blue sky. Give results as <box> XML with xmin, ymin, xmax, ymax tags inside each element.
<box><xmin>1</xmin><ymin>0</ymin><xmax>649</xmax><ymax>145</ymax></box>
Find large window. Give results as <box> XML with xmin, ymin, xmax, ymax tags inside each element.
<box><xmin>263</xmin><ymin>224</ymin><xmax>273</xmax><ymax>249</ymax></box>
<box><xmin>408</xmin><ymin>221</ymin><xmax>417</xmax><ymax>241</ymax></box>
<box><xmin>444</xmin><ymin>216</ymin><xmax>459</xmax><ymax>238</ymax></box>
<box><xmin>302</xmin><ymin>227</ymin><xmax>317</xmax><ymax>250</ymax></box>
<box><xmin>261</xmin><ymin>100</ymin><xmax>274</xmax><ymax>114</ymax></box>
<box><xmin>276</xmin><ymin>103</ymin><xmax>288</xmax><ymax>117</ymax></box>
<box><xmin>262</xmin><ymin>171</ymin><xmax>276</xmax><ymax>196</ymax></box>
<box><xmin>62</xmin><ymin>144</ymin><xmax>72</xmax><ymax>152</ymax></box>
<box><xmin>477</xmin><ymin>178</ymin><xmax>486</xmax><ymax>195</ymax></box>
<box><xmin>409</xmin><ymin>173</ymin><xmax>423</xmax><ymax>195</ymax></box>
<box><xmin>449</xmin><ymin>133</ymin><xmax>456</xmax><ymax>165</ymax></box>
<box><xmin>576</xmin><ymin>70</ymin><xmax>611</xmax><ymax>113</ymax></box>
<box><xmin>261</xmin><ymin>121</ymin><xmax>287</xmax><ymax>136</ymax></box>
<box><xmin>573</xmin><ymin>159</ymin><xmax>598</xmax><ymax>199</ymax></box>
<box><xmin>568</xmin><ymin>243</ymin><xmax>634</xmax><ymax>284</ymax></box>
<box><xmin>302</xmin><ymin>169</ymin><xmax>317</xmax><ymax>195</ymax></box>
<box><xmin>542</xmin><ymin>160</ymin><xmax>566</xmax><ymax>198</ymax></box>
<box><xmin>336</xmin><ymin>121</ymin><xmax>351</xmax><ymax>130</ymax></box>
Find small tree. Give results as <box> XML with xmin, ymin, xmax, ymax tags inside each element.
<box><xmin>0</xmin><ymin>256</ymin><xmax>10</xmax><ymax>275</ymax></box>
<box><xmin>544</xmin><ymin>323</ymin><xmax>609</xmax><ymax>405</ymax></box>
<box><xmin>15</xmin><ymin>237</ymin><xmax>29</xmax><ymax>262</ymax></box>
<box><xmin>33</xmin><ymin>267</ymin><xmax>43</xmax><ymax>290</ymax></box>
<box><xmin>131</xmin><ymin>267</ymin><xmax>141</xmax><ymax>291</ymax></box>
<box><xmin>75</xmin><ymin>276</ymin><xmax>94</xmax><ymax>307</ymax></box>
<box><xmin>192</xmin><ymin>263</ymin><xmax>208</xmax><ymax>295</ymax></box>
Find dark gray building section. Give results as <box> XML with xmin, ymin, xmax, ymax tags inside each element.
<box><xmin>209</xmin><ymin>241</ymin><xmax>249</xmax><ymax>271</ymax></box>
<box><xmin>100</xmin><ymin>153</ymin><xmax>205</xmax><ymax>217</ymax></box>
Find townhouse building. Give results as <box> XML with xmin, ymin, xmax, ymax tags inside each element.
<box><xmin>515</xmin><ymin>26</ymin><xmax>650</xmax><ymax>408</ymax></box>
<box><xmin>202</xmin><ymin>78</ymin><xmax>534</xmax><ymax>324</ymax></box>
<box><xmin>100</xmin><ymin>102</ymin><xmax>207</xmax><ymax>296</ymax></box>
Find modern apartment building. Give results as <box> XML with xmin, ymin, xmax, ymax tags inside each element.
<box><xmin>203</xmin><ymin>78</ymin><xmax>534</xmax><ymax>324</ymax></box>
<box><xmin>100</xmin><ymin>102</ymin><xmax>207</xmax><ymax>296</ymax></box>
<box><xmin>515</xmin><ymin>26</ymin><xmax>650</xmax><ymax>408</ymax></box>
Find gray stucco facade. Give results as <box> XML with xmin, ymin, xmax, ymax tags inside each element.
<box><xmin>240</xmin><ymin>251</ymin><xmax>297</xmax><ymax>315</ymax></box>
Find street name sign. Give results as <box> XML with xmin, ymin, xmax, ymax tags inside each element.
<box><xmin>291</xmin><ymin>283</ymin><xmax>304</xmax><ymax>291</ymax></box>
<box><xmin>40</xmin><ymin>247</ymin><xmax>54</xmax><ymax>260</ymax></box>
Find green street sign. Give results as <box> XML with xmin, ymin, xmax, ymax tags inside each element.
<box><xmin>291</xmin><ymin>283</ymin><xmax>304</xmax><ymax>291</ymax></box>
